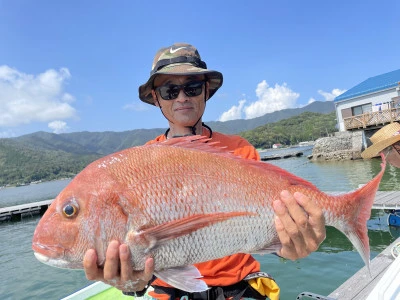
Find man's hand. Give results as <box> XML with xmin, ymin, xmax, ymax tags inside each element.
<box><xmin>83</xmin><ymin>240</ymin><xmax>154</xmax><ymax>292</ymax></box>
<box><xmin>273</xmin><ymin>190</ymin><xmax>326</xmax><ymax>260</ymax></box>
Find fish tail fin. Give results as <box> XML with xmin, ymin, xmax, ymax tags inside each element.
<box><xmin>329</xmin><ymin>153</ymin><xmax>386</xmax><ymax>271</ymax></box>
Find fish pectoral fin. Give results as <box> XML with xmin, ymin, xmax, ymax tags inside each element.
<box><xmin>154</xmin><ymin>265</ymin><xmax>208</xmax><ymax>292</ymax></box>
<box><xmin>133</xmin><ymin>212</ymin><xmax>253</xmax><ymax>251</ymax></box>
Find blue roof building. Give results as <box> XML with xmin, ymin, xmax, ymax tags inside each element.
<box><xmin>335</xmin><ymin>69</ymin><xmax>400</xmax><ymax>102</ymax></box>
<box><xmin>334</xmin><ymin>69</ymin><xmax>400</xmax><ymax>132</ymax></box>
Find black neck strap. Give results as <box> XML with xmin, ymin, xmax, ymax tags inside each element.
<box><xmin>164</xmin><ymin>123</ymin><xmax>213</xmax><ymax>139</ymax></box>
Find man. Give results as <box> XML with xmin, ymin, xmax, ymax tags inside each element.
<box><xmin>83</xmin><ymin>43</ymin><xmax>326</xmax><ymax>299</ymax></box>
<box><xmin>361</xmin><ymin>122</ymin><xmax>400</xmax><ymax>167</ymax></box>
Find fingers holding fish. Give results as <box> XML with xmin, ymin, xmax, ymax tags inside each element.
<box><xmin>119</xmin><ymin>243</ymin><xmax>133</xmax><ymax>282</ymax></box>
<box><xmin>83</xmin><ymin>243</ymin><xmax>120</xmax><ymax>282</ymax></box>
<box><xmin>274</xmin><ymin>212</ymin><xmax>297</xmax><ymax>260</ymax></box>
<box><xmin>273</xmin><ymin>196</ymin><xmax>306</xmax><ymax>260</ymax></box>
<box><xmin>82</xmin><ymin>241</ymin><xmax>154</xmax><ymax>292</ymax></box>
<box><xmin>103</xmin><ymin>240</ymin><xmax>121</xmax><ymax>281</ymax></box>
<box><xmin>119</xmin><ymin>244</ymin><xmax>155</xmax><ymax>291</ymax></box>
<box><xmin>293</xmin><ymin>191</ymin><xmax>326</xmax><ymax>250</ymax></box>
<box><xmin>83</xmin><ymin>248</ymin><xmax>102</xmax><ymax>280</ymax></box>
<box><xmin>273</xmin><ymin>190</ymin><xmax>326</xmax><ymax>260</ymax></box>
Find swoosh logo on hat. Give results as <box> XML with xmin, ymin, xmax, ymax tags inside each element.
<box><xmin>170</xmin><ymin>46</ymin><xmax>186</xmax><ymax>53</ymax></box>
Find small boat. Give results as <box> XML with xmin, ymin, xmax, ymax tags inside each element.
<box><xmin>387</xmin><ymin>209</ymin><xmax>400</xmax><ymax>227</ymax></box>
<box><xmin>61</xmin><ymin>281</ymin><xmax>154</xmax><ymax>299</ymax></box>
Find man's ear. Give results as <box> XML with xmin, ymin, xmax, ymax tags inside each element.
<box><xmin>151</xmin><ymin>90</ymin><xmax>160</xmax><ymax>107</ymax></box>
<box><xmin>205</xmin><ymin>81</ymin><xmax>210</xmax><ymax>100</ymax></box>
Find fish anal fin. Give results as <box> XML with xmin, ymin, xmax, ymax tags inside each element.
<box><xmin>155</xmin><ymin>265</ymin><xmax>208</xmax><ymax>292</ymax></box>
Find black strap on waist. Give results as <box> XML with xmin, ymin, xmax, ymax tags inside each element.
<box><xmin>152</xmin><ymin>279</ymin><xmax>266</xmax><ymax>300</ymax></box>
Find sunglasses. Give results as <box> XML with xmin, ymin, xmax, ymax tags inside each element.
<box><xmin>155</xmin><ymin>80</ymin><xmax>205</xmax><ymax>100</ymax></box>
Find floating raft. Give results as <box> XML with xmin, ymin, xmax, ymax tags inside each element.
<box><xmin>261</xmin><ymin>151</ymin><xmax>304</xmax><ymax>161</ymax></box>
<box><xmin>0</xmin><ymin>199</ymin><xmax>53</xmax><ymax>222</ymax></box>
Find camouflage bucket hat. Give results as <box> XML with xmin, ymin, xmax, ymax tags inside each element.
<box><xmin>139</xmin><ymin>43</ymin><xmax>223</xmax><ymax>105</ymax></box>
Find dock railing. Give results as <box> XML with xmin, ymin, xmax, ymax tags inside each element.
<box><xmin>344</xmin><ymin>108</ymin><xmax>400</xmax><ymax>130</ymax></box>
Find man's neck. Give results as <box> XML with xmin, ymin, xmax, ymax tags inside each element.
<box><xmin>167</xmin><ymin>123</ymin><xmax>204</xmax><ymax>138</ymax></box>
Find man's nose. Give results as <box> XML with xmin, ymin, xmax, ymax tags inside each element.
<box><xmin>175</xmin><ymin>89</ymin><xmax>189</xmax><ymax>101</ymax></box>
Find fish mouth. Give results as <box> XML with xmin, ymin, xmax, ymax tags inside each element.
<box><xmin>32</xmin><ymin>242</ymin><xmax>65</xmax><ymax>258</ymax></box>
<box><xmin>32</xmin><ymin>243</ymin><xmax>83</xmax><ymax>269</ymax></box>
<box><xmin>34</xmin><ymin>252</ymin><xmax>51</xmax><ymax>264</ymax></box>
<box><xmin>33</xmin><ymin>251</ymin><xmax>69</xmax><ymax>268</ymax></box>
<box><xmin>33</xmin><ymin>251</ymin><xmax>82</xmax><ymax>269</ymax></box>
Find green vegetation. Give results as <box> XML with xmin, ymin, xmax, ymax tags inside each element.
<box><xmin>240</xmin><ymin>111</ymin><xmax>337</xmax><ymax>149</ymax></box>
<box><xmin>0</xmin><ymin>103</ymin><xmax>336</xmax><ymax>186</ymax></box>
<box><xmin>0</xmin><ymin>139</ymin><xmax>100</xmax><ymax>186</ymax></box>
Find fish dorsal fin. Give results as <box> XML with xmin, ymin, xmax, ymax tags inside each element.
<box><xmin>157</xmin><ymin>135</ymin><xmax>318</xmax><ymax>190</ymax></box>
<box><xmin>253</xmin><ymin>161</ymin><xmax>318</xmax><ymax>189</ymax></box>
<box><xmin>159</xmin><ymin>135</ymin><xmax>228</xmax><ymax>154</ymax></box>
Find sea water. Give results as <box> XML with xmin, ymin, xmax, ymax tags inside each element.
<box><xmin>1</xmin><ymin>151</ymin><xmax>399</xmax><ymax>300</ymax></box>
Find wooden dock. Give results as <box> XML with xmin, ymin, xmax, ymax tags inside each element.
<box><xmin>0</xmin><ymin>199</ymin><xmax>53</xmax><ymax>222</ymax></box>
<box><xmin>327</xmin><ymin>190</ymin><xmax>400</xmax><ymax>210</ymax></box>
<box><xmin>328</xmin><ymin>237</ymin><xmax>400</xmax><ymax>299</ymax></box>
<box><xmin>373</xmin><ymin>191</ymin><xmax>400</xmax><ymax>210</ymax></box>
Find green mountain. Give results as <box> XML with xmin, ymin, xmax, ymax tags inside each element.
<box><xmin>208</xmin><ymin>100</ymin><xmax>335</xmax><ymax>134</ymax></box>
<box><xmin>0</xmin><ymin>101</ymin><xmax>335</xmax><ymax>186</ymax></box>
<box><xmin>240</xmin><ymin>111</ymin><xmax>337</xmax><ymax>149</ymax></box>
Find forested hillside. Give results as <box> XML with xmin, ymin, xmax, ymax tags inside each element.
<box><xmin>240</xmin><ymin>111</ymin><xmax>337</xmax><ymax>149</ymax></box>
<box><xmin>0</xmin><ymin>101</ymin><xmax>336</xmax><ymax>186</ymax></box>
<box><xmin>0</xmin><ymin>139</ymin><xmax>99</xmax><ymax>186</ymax></box>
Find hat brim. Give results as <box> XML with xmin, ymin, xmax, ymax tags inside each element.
<box><xmin>361</xmin><ymin>135</ymin><xmax>400</xmax><ymax>158</ymax></box>
<box><xmin>138</xmin><ymin>63</ymin><xmax>223</xmax><ymax>105</ymax></box>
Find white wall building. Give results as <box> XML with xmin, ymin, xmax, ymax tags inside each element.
<box><xmin>334</xmin><ymin>69</ymin><xmax>400</xmax><ymax>132</ymax></box>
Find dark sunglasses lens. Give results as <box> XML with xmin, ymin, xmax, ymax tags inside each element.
<box><xmin>183</xmin><ymin>82</ymin><xmax>203</xmax><ymax>97</ymax></box>
<box><xmin>159</xmin><ymin>85</ymin><xmax>180</xmax><ymax>100</ymax></box>
<box><xmin>157</xmin><ymin>81</ymin><xmax>204</xmax><ymax>100</ymax></box>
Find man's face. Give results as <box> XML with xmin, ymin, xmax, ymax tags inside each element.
<box><xmin>384</xmin><ymin>141</ymin><xmax>400</xmax><ymax>168</ymax></box>
<box><xmin>152</xmin><ymin>75</ymin><xmax>208</xmax><ymax>127</ymax></box>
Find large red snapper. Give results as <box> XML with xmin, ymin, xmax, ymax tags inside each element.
<box><xmin>32</xmin><ymin>136</ymin><xmax>386</xmax><ymax>292</ymax></box>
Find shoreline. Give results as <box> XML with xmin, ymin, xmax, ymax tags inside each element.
<box><xmin>0</xmin><ymin>177</ymin><xmax>72</xmax><ymax>191</ymax></box>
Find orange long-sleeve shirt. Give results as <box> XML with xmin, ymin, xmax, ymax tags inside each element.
<box><xmin>146</xmin><ymin>129</ymin><xmax>261</xmax><ymax>292</ymax></box>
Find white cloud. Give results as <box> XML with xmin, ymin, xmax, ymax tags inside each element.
<box><xmin>317</xmin><ymin>88</ymin><xmax>346</xmax><ymax>101</ymax></box>
<box><xmin>219</xmin><ymin>81</ymin><xmax>346</xmax><ymax>122</ymax></box>
<box><xmin>307</xmin><ymin>88</ymin><xmax>346</xmax><ymax>104</ymax></box>
<box><xmin>308</xmin><ymin>98</ymin><xmax>316</xmax><ymax>104</ymax></box>
<box><xmin>245</xmin><ymin>81</ymin><xmax>299</xmax><ymax>119</ymax></box>
<box><xmin>219</xmin><ymin>99</ymin><xmax>246</xmax><ymax>122</ymax></box>
<box><xmin>48</xmin><ymin>120</ymin><xmax>69</xmax><ymax>134</ymax></box>
<box><xmin>123</xmin><ymin>101</ymin><xmax>149</xmax><ymax>112</ymax></box>
<box><xmin>218</xmin><ymin>80</ymin><xmax>299</xmax><ymax>121</ymax></box>
<box><xmin>0</xmin><ymin>65</ymin><xmax>77</xmax><ymax>128</ymax></box>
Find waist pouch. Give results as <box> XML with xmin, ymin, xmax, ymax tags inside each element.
<box><xmin>150</xmin><ymin>272</ymin><xmax>280</xmax><ymax>300</ymax></box>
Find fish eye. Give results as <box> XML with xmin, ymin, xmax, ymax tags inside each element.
<box><xmin>63</xmin><ymin>204</ymin><xmax>78</xmax><ymax>218</ymax></box>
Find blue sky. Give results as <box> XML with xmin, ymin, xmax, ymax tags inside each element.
<box><xmin>0</xmin><ymin>0</ymin><xmax>399</xmax><ymax>138</ymax></box>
